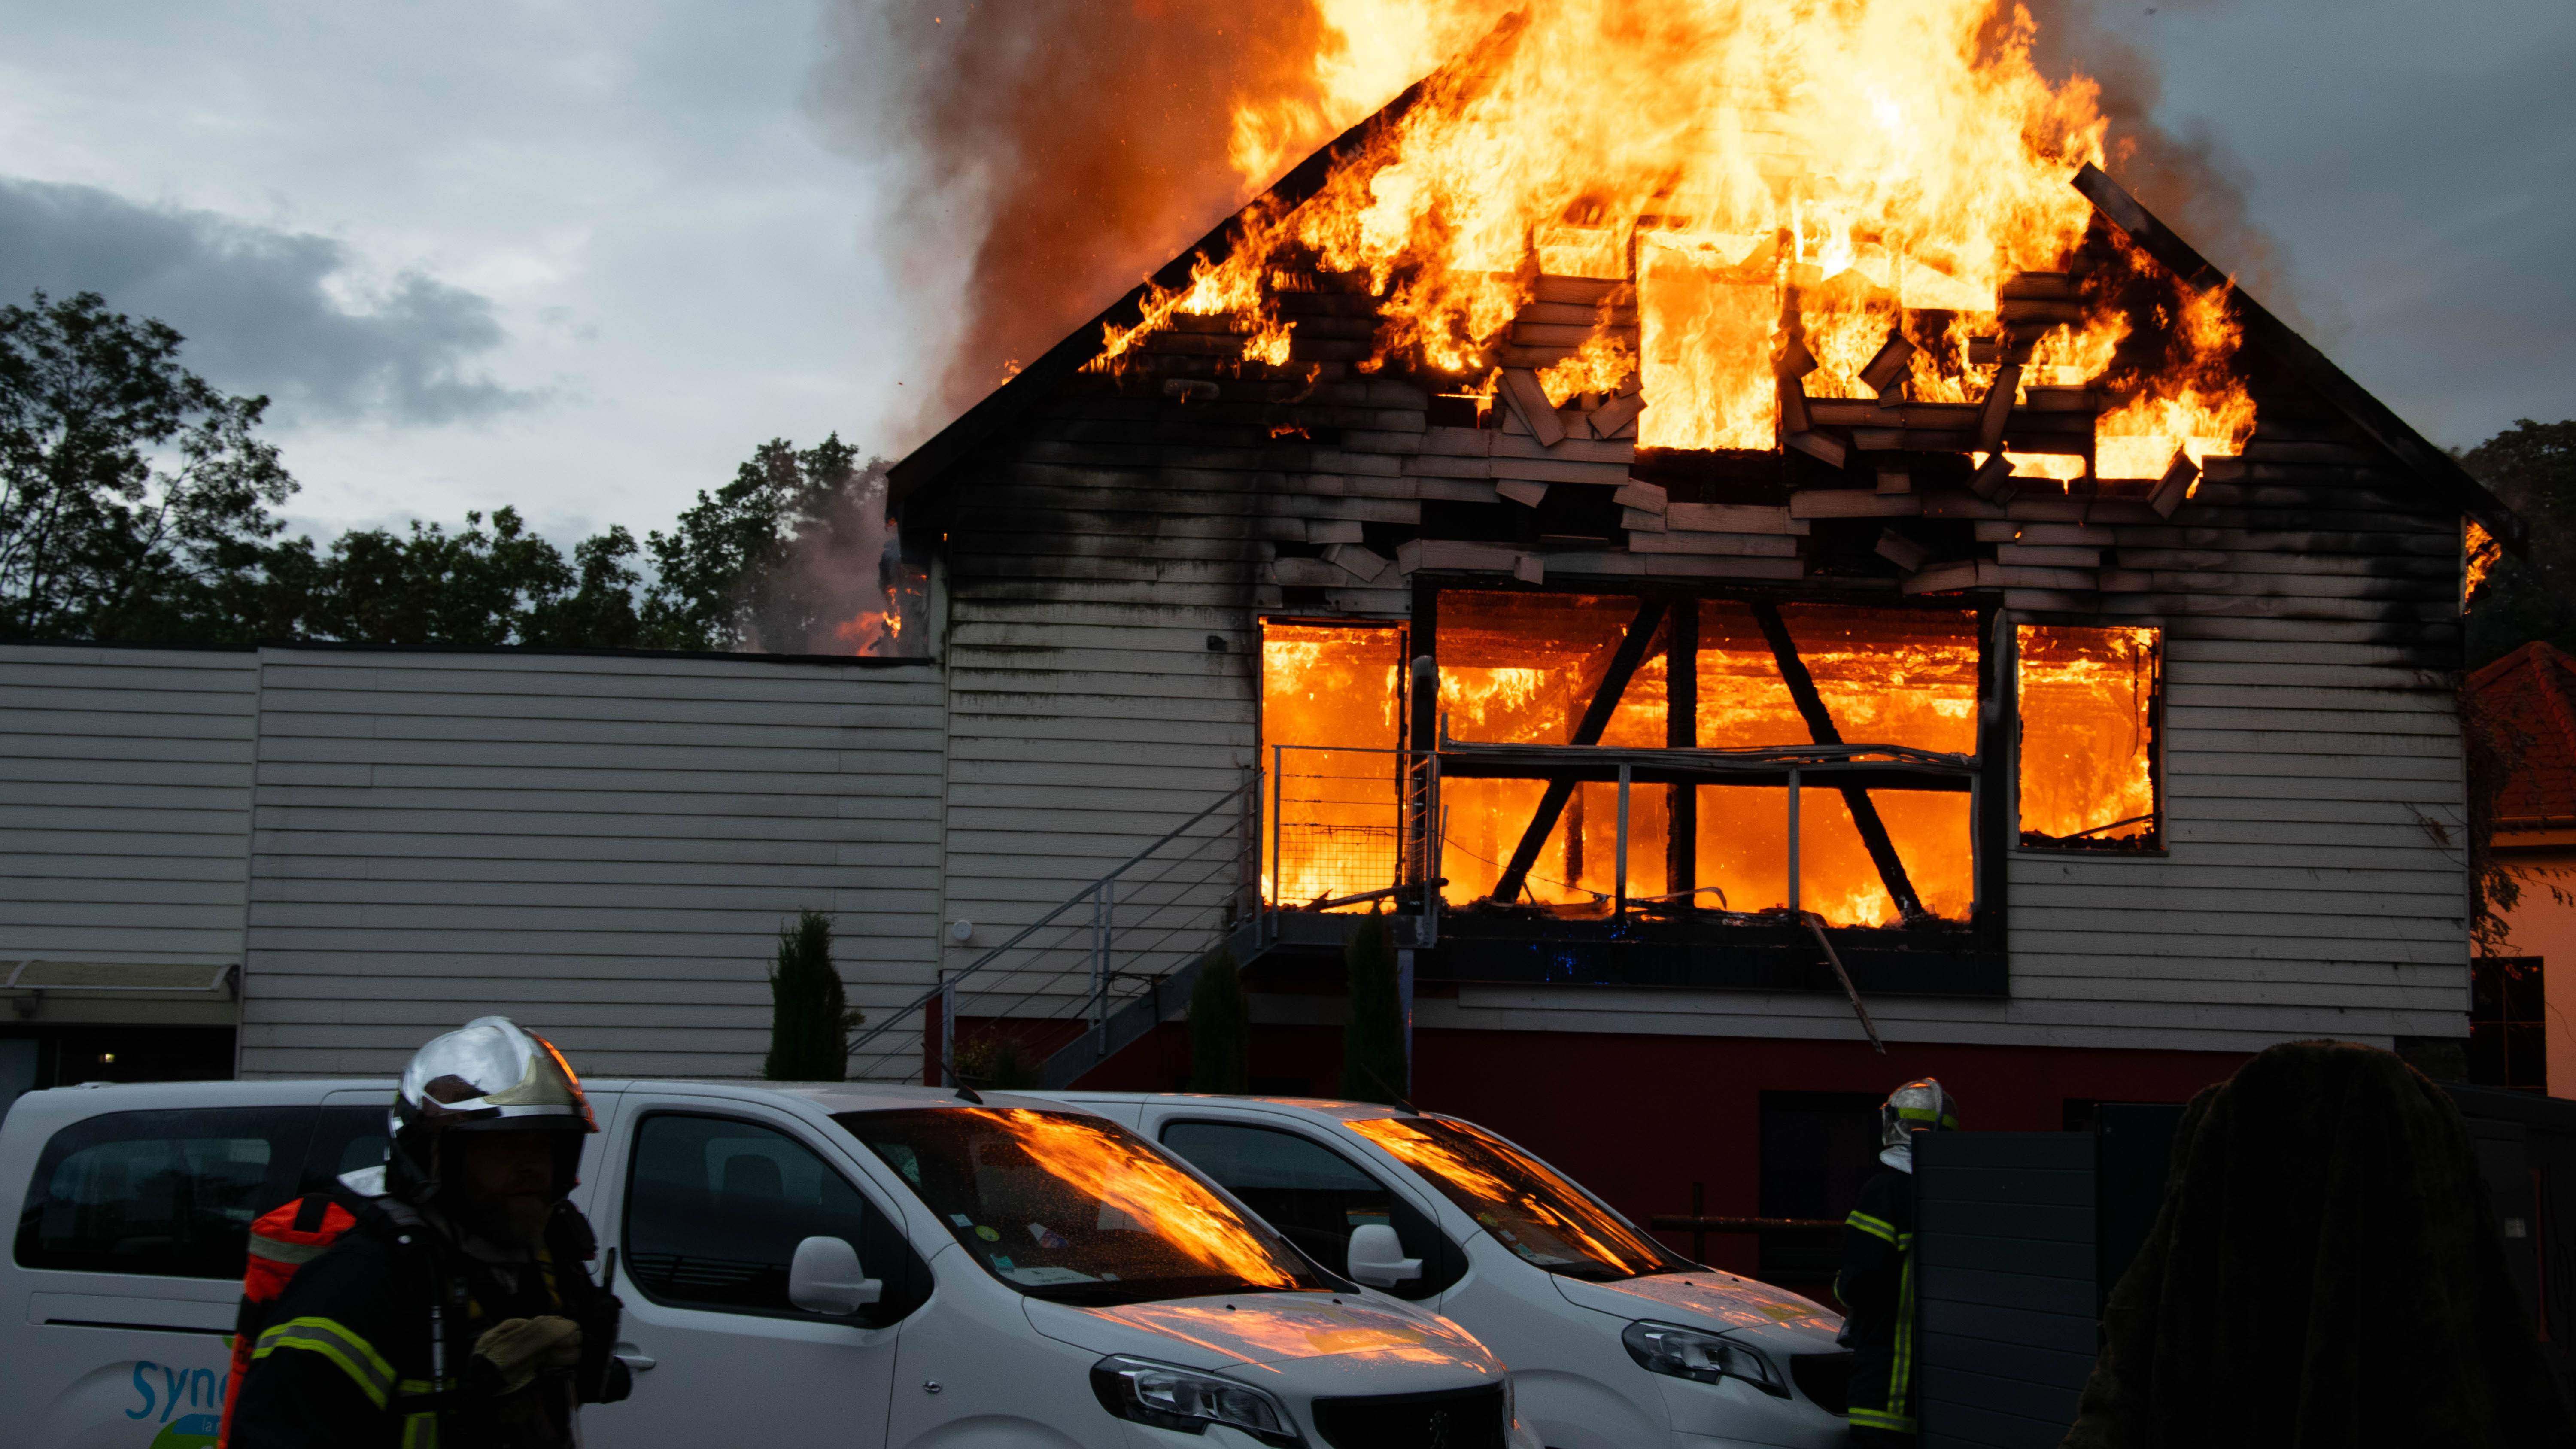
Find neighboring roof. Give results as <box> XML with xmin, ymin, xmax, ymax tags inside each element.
<box><xmin>889</xmin><ymin>72</ymin><xmax>2518</xmax><ymax>548</ymax></box>
<box><xmin>2469</xmin><ymin>641</ymin><xmax>2576</xmax><ymax>823</ymax></box>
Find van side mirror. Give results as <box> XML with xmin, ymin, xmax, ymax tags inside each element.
<box><xmin>1346</xmin><ymin>1224</ymin><xmax>1422</xmax><ymax>1288</ymax></box>
<box><xmin>788</xmin><ymin>1236</ymin><xmax>882</xmax><ymax>1315</ymax></box>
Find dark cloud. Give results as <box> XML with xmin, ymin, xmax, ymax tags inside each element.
<box><xmin>0</xmin><ymin>177</ymin><xmax>536</xmax><ymax>425</ymax></box>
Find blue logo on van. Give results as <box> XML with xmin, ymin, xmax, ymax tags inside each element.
<box><xmin>127</xmin><ymin>1360</ymin><xmax>227</xmax><ymax>1432</ymax></box>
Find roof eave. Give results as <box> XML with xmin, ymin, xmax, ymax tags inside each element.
<box><xmin>2073</xmin><ymin>164</ymin><xmax>2522</xmax><ymax>550</ymax></box>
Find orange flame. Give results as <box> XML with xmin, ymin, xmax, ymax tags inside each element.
<box><xmin>1109</xmin><ymin>0</ymin><xmax>2250</xmax><ymax>468</ymax></box>
<box><xmin>2464</xmin><ymin>520</ymin><xmax>2500</xmax><ymax>605</ymax></box>
<box><xmin>981</xmin><ymin>1109</ymin><xmax>1297</xmax><ymax>1288</ymax></box>
<box><xmin>1263</xmin><ymin>602</ymin><xmax>1986</xmax><ymax>927</ymax></box>
<box><xmin>2017</xmin><ymin>625</ymin><xmax>2157</xmax><ymax>844</ymax></box>
<box><xmin>830</xmin><ymin>611</ymin><xmax>899</xmax><ymax>654</ymax></box>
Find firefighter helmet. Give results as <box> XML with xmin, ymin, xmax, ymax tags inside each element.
<box><xmin>388</xmin><ymin>1016</ymin><xmax>594</xmax><ymax>1202</ymax></box>
<box><xmin>1878</xmin><ymin>1077</ymin><xmax>1961</xmax><ymax>1151</ymax></box>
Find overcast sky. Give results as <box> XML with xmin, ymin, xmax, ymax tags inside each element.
<box><xmin>2</xmin><ymin>1</ymin><xmax>2568</xmax><ymax>546</ymax></box>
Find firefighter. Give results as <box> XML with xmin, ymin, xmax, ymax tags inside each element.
<box><xmin>1835</xmin><ymin>1077</ymin><xmax>1959</xmax><ymax>1446</ymax></box>
<box><xmin>228</xmin><ymin>1017</ymin><xmax>632</xmax><ymax>1448</ymax></box>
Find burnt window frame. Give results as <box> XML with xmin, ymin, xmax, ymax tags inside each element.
<box><xmin>1374</xmin><ymin>577</ymin><xmax>2015</xmax><ymax>997</ymax></box>
<box><xmin>2009</xmin><ymin>619</ymin><xmax>2168</xmax><ymax>855</ymax></box>
<box><xmin>1257</xmin><ymin>616</ymin><xmax>1416</xmax><ymax>915</ymax></box>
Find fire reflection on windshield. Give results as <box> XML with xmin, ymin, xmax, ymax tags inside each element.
<box><xmin>1346</xmin><ymin>1115</ymin><xmax>1676</xmax><ymax>1279</ymax></box>
<box><xmin>995</xmin><ymin>1109</ymin><xmax>1299</xmax><ymax>1288</ymax></box>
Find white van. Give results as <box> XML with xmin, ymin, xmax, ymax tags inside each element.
<box><xmin>3</xmin><ymin>1077</ymin><xmax>1541</xmax><ymax>1449</ymax></box>
<box><xmin>1042</xmin><ymin>1093</ymin><xmax>1854</xmax><ymax>1449</ymax></box>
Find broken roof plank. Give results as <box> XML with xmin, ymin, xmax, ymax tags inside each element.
<box><xmin>2072</xmin><ymin>162</ymin><xmax>2519</xmax><ymax>549</ymax></box>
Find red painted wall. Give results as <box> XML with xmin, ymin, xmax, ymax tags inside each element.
<box><xmin>1078</xmin><ymin>1020</ymin><xmax>2248</xmax><ymax>1285</ymax></box>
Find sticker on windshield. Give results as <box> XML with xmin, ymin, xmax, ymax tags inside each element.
<box><xmin>950</xmin><ymin>1213</ymin><xmax>974</xmax><ymax>1227</ymax></box>
<box><xmin>974</xmin><ymin>1225</ymin><xmax>1001</xmax><ymax>1242</ymax></box>
<box><xmin>1027</xmin><ymin>1222</ymin><xmax>1070</xmax><ymax>1250</ymax></box>
<box><xmin>1004</xmin><ymin>1265</ymin><xmax>1098</xmax><ymax>1286</ymax></box>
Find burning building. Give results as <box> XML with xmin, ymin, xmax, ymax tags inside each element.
<box><xmin>874</xmin><ymin>3</ymin><xmax>2504</xmax><ymax>1284</ymax></box>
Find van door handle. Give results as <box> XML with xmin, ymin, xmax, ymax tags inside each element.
<box><xmin>614</xmin><ymin>1343</ymin><xmax>656</xmax><ymax>1372</ymax></box>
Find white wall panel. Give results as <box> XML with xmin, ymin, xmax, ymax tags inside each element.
<box><xmin>238</xmin><ymin>650</ymin><xmax>945</xmax><ymax>1078</ymax></box>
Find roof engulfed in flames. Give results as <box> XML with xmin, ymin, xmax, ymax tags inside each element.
<box><xmin>1100</xmin><ymin>0</ymin><xmax>2255</xmax><ymax>476</ymax></box>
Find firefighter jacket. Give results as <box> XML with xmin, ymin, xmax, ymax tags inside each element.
<box><xmin>1835</xmin><ymin>1162</ymin><xmax>1919</xmax><ymax>1438</ymax></box>
<box><xmin>227</xmin><ymin>1191</ymin><xmax>628</xmax><ymax>1449</ymax></box>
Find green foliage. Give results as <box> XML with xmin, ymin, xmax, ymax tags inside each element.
<box><xmin>2464</xmin><ymin>419</ymin><xmax>2576</xmax><ymax>668</ymax></box>
<box><xmin>954</xmin><ymin>1029</ymin><xmax>1042</xmax><ymax>1090</ymax></box>
<box><xmin>0</xmin><ymin>290</ymin><xmax>296</xmax><ymax>642</ymax></box>
<box><xmin>763</xmin><ymin>909</ymin><xmax>849</xmax><ymax>1082</ymax></box>
<box><xmin>2</xmin><ymin>285</ymin><xmax>896</xmax><ymax>654</ymax></box>
<box><xmin>1188</xmin><ymin>948</ymin><xmax>1250</xmax><ymax>1094</ymax></box>
<box><xmin>1339</xmin><ymin>910</ymin><xmax>1409</xmax><ymax>1105</ymax></box>
<box><xmin>273</xmin><ymin>508</ymin><xmax>645</xmax><ymax>647</ymax></box>
<box><xmin>639</xmin><ymin>436</ymin><xmax>888</xmax><ymax>652</ymax></box>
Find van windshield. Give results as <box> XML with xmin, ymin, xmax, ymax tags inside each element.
<box><xmin>1346</xmin><ymin>1115</ymin><xmax>1681</xmax><ymax>1281</ymax></box>
<box><xmin>836</xmin><ymin>1107</ymin><xmax>1327</xmax><ymax>1306</ymax></box>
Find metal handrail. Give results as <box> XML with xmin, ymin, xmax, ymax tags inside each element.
<box><xmin>844</xmin><ymin>775</ymin><xmax>1260</xmax><ymax>1073</ymax></box>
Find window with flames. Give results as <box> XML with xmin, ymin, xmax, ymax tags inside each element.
<box><xmin>1261</xmin><ymin>600</ymin><xmax>2158</xmax><ymax>930</ymax></box>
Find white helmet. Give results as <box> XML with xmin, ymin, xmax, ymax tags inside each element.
<box><xmin>389</xmin><ymin>1016</ymin><xmax>594</xmax><ymax>1201</ymax></box>
<box><xmin>1879</xmin><ymin>1077</ymin><xmax>1961</xmax><ymax>1151</ymax></box>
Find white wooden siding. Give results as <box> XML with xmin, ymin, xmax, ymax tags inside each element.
<box><xmin>239</xmin><ymin>650</ymin><xmax>945</xmax><ymax>1077</ymax></box>
<box><xmin>0</xmin><ymin>645</ymin><xmax>258</xmax><ymax>1025</ymax></box>
<box><xmin>937</xmin><ymin>452</ymin><xmax>1264</xmax><ymax>993</ymax></box>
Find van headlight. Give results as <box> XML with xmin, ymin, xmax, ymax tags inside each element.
<box><xmin>1621</xmin><ymin>1321</ymin><xmax>1788</xmax><ymax>1398</ymax></box>
<box><xmin>1090</xmin><ymin>1355</ymin><xmax>1303</xmax><ymax>1444</ymax></box>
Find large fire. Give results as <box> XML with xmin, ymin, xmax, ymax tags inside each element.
<box><xmin>1108</xmin><ymin>0</ymin><xmax>2255</xmax><ymax>478</ymax></box>
<box><xmin>2017</xmin><ymin>624</ymin><xmax>2157</xmax><ymax>844</ymax></box>
<box><xmin>1262</xmin><ymin>622</ymin><xmax>1408</xmax><ymax>908</ymax></box>
<box><xmin>1264</xmin><ymin>609</ymin><xmax>2165</xmax><ymax>923</ymax></box>
<box><xmin>1265</xmin><ymin>598</ymin><xmax>2009</xmax><ymax>928</ymax></box>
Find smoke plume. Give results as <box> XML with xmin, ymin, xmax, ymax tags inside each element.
<box><xmin>811</xmin><ymin>0</ymin><xmax>2289</xmax><ymax>439</ymax></box>
<box><xmin>805</xmin><ymin>0</ymin><xmax>1348</xmax><ymax>433</ymax></box>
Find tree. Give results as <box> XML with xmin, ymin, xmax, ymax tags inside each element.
<box><xmin>1188</xmin><ymin>948</ymin><xmax>1250</xmax><ymax>1094</ymax></box>
<box><xmin>2464</xmin><ymin>419</ymin><xmax>2576</xmax><ymax>669</ymax></box>
<box><xmin>953</xmin><ymin>1029</ymin><xmax>1043</xmax><ymax>1089</ymax></box>
<box><xmin>0</xmin><ymin>290</ymin><xmax>296</xmax><ymax>642</ymax></box>
<box><xmin>641</xmin><ymin>435</ymin><xmax>892</xmax><ymax>652</ymax></box>
<box><xmin>3</xmin><ymin>287</ymin><xmax>905</xmax><ymax>656</ymax></box>
<box><xmin>763</xmin><ymin>909</ymin><xmax>849</xmax><ymax>1081</ymax></box>
<box><xmin>1339</xmin><ymin>910</ymin><xmax>1409</xmax><ymax>1104</ymax></box>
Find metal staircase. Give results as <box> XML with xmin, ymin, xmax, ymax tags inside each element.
<box><xmin>844</xmin><ymin>776</ymin><xmax>1264</xmax><ymax>1088</ymax></box>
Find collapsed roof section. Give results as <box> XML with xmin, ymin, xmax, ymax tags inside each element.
<box><xmin>889</xmin><ymin>38</ymin><xmax>2513</xmax><ymax>551</ymax></box>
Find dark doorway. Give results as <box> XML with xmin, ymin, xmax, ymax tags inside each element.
<box><xmin>1758</xmin><ymin>1089</ymin><xmax>1883</xmax><ymax>1285</ymax></box>
<box><xmin>0</xmin><ymin>1026</ymin><xmax>237</xmax><ymax>1118</ymax></box>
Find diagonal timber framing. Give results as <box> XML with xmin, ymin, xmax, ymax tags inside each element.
<box><xmin>1748</xmin><ymin>601</ymin><xmax>1931</xmax><ymax>923</ymax></box>
<box><xmin>1489</xmin><ymin>597</ymin><xmax>1671</xmax><ymax>904</ymax></box>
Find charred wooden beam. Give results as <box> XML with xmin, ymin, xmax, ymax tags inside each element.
<box><xmin>2071</xmin><ymin>163</ymin><xmax>2522</xmax><ymax>550</ymax></box>
<box><xmin>1498</xmin><ymin>368</ymin><xmax>1568</xmax><ymax>447</ymax></box>
<box><xmin>1490</xmin><ymin>598</ymin><xmax>1671</xmax><ymax>904</ymax></box>
<box><xmin>1747</xmin><ymin>600</ymin><xmax>1931</xmax><ymax>923</ymax></box>
<box><xmin>1859</xmin><ymin>335</ymin><xmax>1916</xmax><ymax>398</ymax></box>
<box><xmin>1666</xmin><ymin>599</ymin><xmax>1698</xmax><ymax>908</ymax></box>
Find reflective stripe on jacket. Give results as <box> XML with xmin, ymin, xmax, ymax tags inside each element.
<box><xmin>1835</xmin><ymin>1165</ymin><xmax>1919</xmax><ymax>1436</ymax></box>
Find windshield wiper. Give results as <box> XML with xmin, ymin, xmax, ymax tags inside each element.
<box><xmin>1020</xmin><ymin>1281</ymin><xmax>1181</xmax><ymax>1306</ymax></box>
